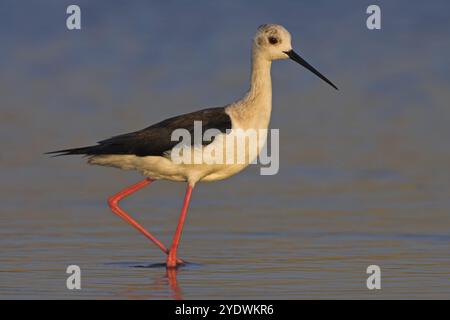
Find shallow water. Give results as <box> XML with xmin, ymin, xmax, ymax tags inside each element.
<box><xmin>1</xmin><ymin>1</ymin><xmax>450</xmax><ymax>299</ymax></box>
<box><xmin>1</xmin><ymin>162</ymin><xmax>450</xmax><ymax>299</ymax></box>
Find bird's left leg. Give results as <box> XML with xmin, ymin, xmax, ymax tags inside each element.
<box><xmin>108</xmin><ymin>178</ymin><xmax>184</xmax><ymax>264</ymax></box>
<box><xmin>166</xmin><ymin>183</ymin><xmax>194</xmax><ymax>268</ymax></box>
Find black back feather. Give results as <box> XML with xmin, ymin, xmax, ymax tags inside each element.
<box><xmin>46</xmin><ymin>107</ymin><xmax>232</xmax><ymax>157</ymax></box>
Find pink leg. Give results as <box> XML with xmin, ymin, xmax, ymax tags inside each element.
<box><xmin>166</xmin><ymin>184</ymin><xmax>194</xmax><ymax>268</ymax></box>
<box><xmin>108</xmin><ymin>178</ymin><xmax>184</xmax><ymax>264</ymax></box>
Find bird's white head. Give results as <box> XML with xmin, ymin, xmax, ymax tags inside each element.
<box><xmin>253</xmin><ymin>24</ymin><xmax>293</xmax><ymax>61</ymax></box>
<box><xmin>253</xmin><ymin>24</ymin><xmax>338</xmax><ymax>90</ymax></box>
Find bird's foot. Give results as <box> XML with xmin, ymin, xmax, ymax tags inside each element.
<box><xmin>167</xmin><ymin>250</ymin><xmax>184</xmax><ymax>268</ymax></box>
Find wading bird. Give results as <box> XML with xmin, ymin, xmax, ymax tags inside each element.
<box><xmin>47</xmin><ymin>24</ymin><xmax>337</xmax><ymax>268</ymax></box>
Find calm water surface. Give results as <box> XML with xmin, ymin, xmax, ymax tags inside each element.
<box><xmin>2</xmin><ymin>162</ymin><xmax>449</xmax><ymax>299</ymax></box>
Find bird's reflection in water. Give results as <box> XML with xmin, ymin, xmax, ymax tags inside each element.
<box><xmin>145</xmin><ymin>262</ymin><xmax>203</xmax><ymax>300</ymax></box>
<box><xmin>109</xmin><ymin>261</ymin><xmax>184</xmax><ymax>299</ymax></box>
<box><xmin>141</xmin><ymin>266</ymin><xmax>183</xmax><ymax>299</ymax></box>
<box><xmin>166</xmin><ymin>268</ymin><xmax>182</xmax><ymax>300</ymax></box>
<box><xmin>137</xmin><ymin>262</ymin><xmax>184</xmax><ymax>300</ymax></box>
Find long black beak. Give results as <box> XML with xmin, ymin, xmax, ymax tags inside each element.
<box><xmin>284</xmin><ymin>50</ymin><xmax>338</xmax><ymax>90</ymax></box>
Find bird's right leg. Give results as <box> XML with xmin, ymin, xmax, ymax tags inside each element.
<box><xmin>108</xmin><ymin>178</ymin><xmax>184</xmax><ymax>264</ymax></box>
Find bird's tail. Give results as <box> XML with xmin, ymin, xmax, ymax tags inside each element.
<box><xmin>45</xmin><ymin>145</ymin><xmax>97</xmax><ymax>157</ymax></box>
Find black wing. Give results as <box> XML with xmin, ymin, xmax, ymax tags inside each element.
<box><xmin>47</xmin><ymin>107</ymin><xmax>232</xmax><ymax>157</ymax></box>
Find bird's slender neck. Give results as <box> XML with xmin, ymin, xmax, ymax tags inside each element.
<box><xmin>232</xmin><ymin>49</ymin><xmax>272</xmax><ymax>129</ymax></box>
<box><xmin>247</xmin><ymin>51</ymin><xmax>272</xmax><ymax>102</ymax></box>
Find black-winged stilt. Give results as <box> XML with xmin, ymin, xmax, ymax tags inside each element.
<box><xmin>47</xmin><ymin>24</ymin><xmax>337</xmax><ymax>268</ymax></box>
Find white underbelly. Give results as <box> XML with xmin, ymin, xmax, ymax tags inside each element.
<box><xmin>88</xmin><ymin>129</ymin><xmax>268</xmax><ymax>184</ymax></box>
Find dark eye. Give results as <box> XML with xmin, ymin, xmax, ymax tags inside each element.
<box><xmin>268</xmin><ymin>36</ymin><xmax>278</xmax><ymax>45</ymax></box>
